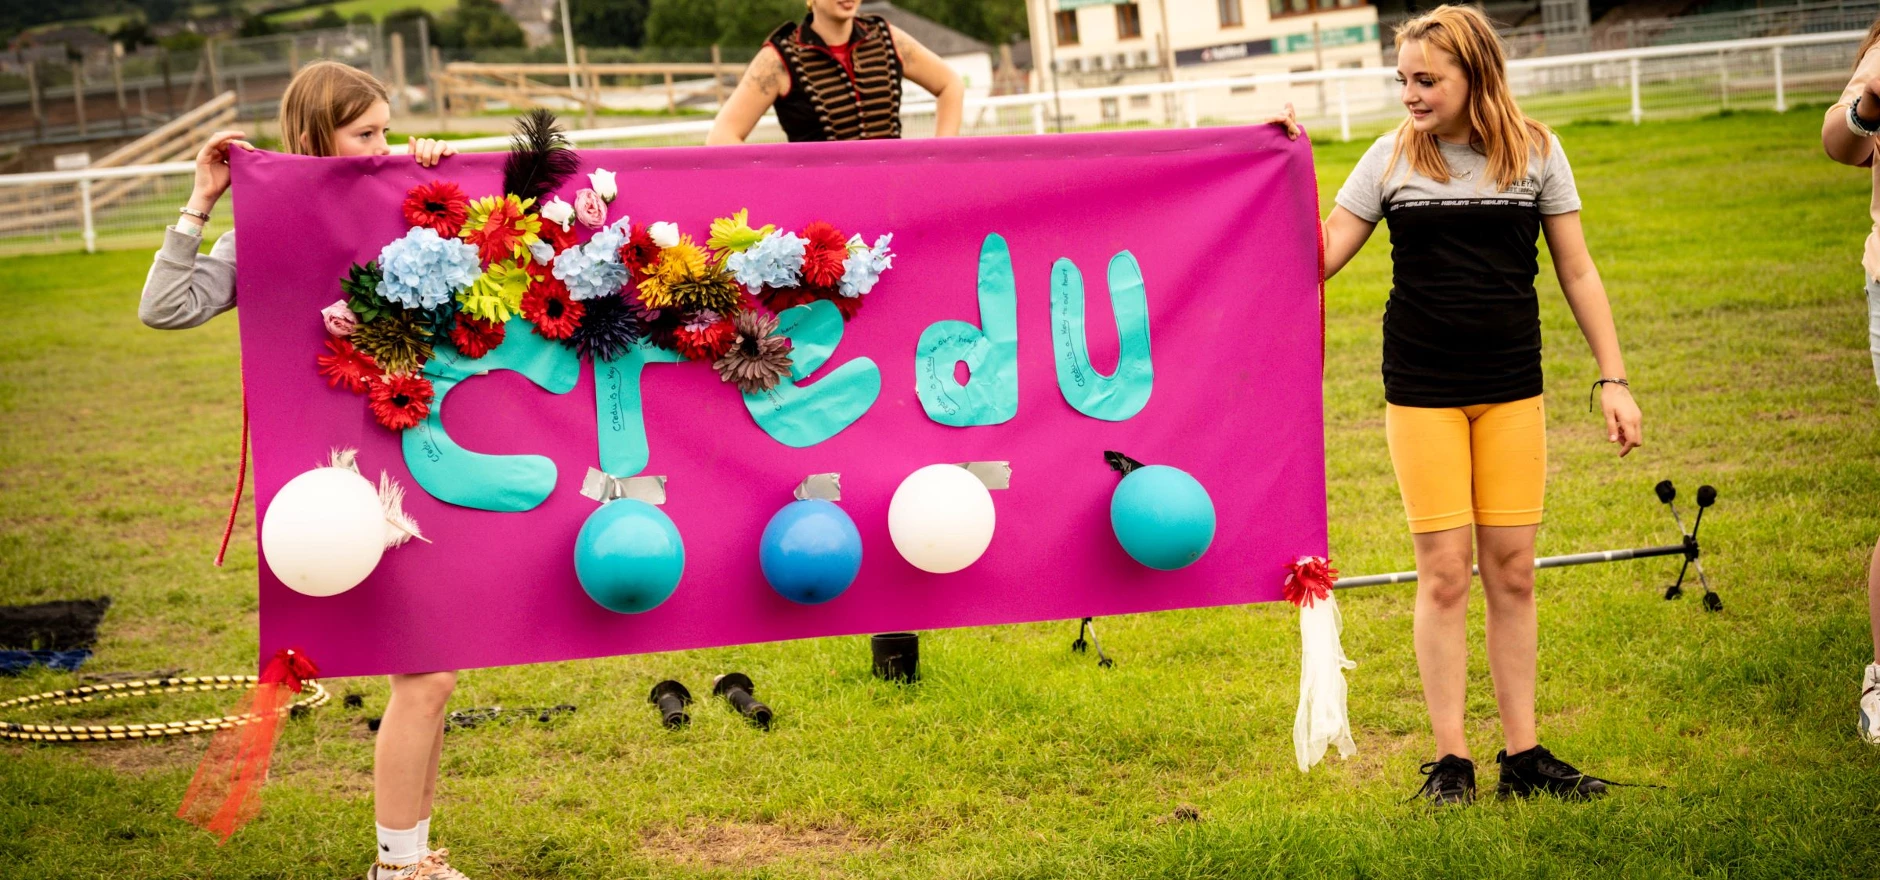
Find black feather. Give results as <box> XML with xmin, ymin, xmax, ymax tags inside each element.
<box><xmin>502</xmin><ymin>109</ymin><xmax>581</xmax><ymax>205</ymax></box>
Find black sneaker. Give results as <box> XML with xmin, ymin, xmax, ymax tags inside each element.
<box><xmin>1496</xmin><ymin>744</ymin><xmax>1609</xmax><ymax>800</ymax></box>
<box><xmin>1412</xmin><ymin>754</ymin><xmax>1476</xmax><ymax>805</ymax></box>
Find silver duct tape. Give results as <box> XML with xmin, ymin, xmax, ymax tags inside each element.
<box><xmin>793</xmin><ymin>473</ymin><xmax>843</xmax><ymax>501</ymax></box>
<box><xmin>956</xmin><ymin>461</ymin><xmax>1012</xmax><ymax>490</ymax></box>
<box><xmin>581</xmin><ymin>469</ymin><xmax>669</xmax><ymax>504</ymax></box>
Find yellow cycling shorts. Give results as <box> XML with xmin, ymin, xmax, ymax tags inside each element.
<box><xmin>1384</xmin><ymin>395</ymin><xmax>1546</xmax><ymax>534</ymax></box>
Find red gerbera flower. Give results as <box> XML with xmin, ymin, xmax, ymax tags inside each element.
<box><xmin>450</xmin><ymin>313</ymin><xmax>506</xmax><ymax>359</ymax></box>
<box><xmin>619</xmin><ymin>224</ymin><xmax>661</xmax><ymax>286</ymax></box>
<box><xmin>539</xmin><ymin>217</ymin><xmax>579</xmax><ymax>252</ymax></box>
<box><xmin>316</xmin><ymin>337</ymin><xmax>381</xmax><ymax>394</ymax></box>
<box><xmin>522</xmin><ymin>272</ymin><xmax>585</xmax><ymax>341</ymax></box>
<box><xmin>829</xmin><ymin>293</ymin><xmax>864</xmax><ymax>322</ymax></box>
<box><xmin>762</xmin><ymin>286</ymin><xmax>821</xmax><ymax>313</ymax></box>
<box><xmin>367</xmin><ymin>373</ymin><xmax>435</xmax><ymax>431</ymax></box>
<box><xmin>672</xmin><ymin>310</ymin><xmax>737</xmax><ymax>362</ymax></box>
<box><xmin>801</xmin><ymin>221</ymin><xmax>848</xmax><ymax>289</ymax></box>
<box><xmin>403</xmin><ymin>180</ymin><xmax>469</xmax><ymax>237</ymax></box>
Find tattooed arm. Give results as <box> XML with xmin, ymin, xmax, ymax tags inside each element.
<box><xmin>708</xmin><ymin>46</ymin><xmax>791</xmax><ymax>145</ymax></box>
<box><xmin>891</xmin><ymin>26</ymin><xmax>963</xmax><ymax>137</ymax></box>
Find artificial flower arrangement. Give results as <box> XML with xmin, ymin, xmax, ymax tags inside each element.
<box><xmin>315</xmin><ymin>110</ymin><xmax>896</xmax><ymax>432</ymax></box>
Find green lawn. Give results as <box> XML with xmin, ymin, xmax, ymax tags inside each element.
<box><xmin>4</xmin><ymin>109</ymin><xmax>1880</xmax><ymax>878</ymax></box>
<box><xmin>264</xmin><ymin>0</ymin><xmax>458</xmax><ymax>25</ymax></box>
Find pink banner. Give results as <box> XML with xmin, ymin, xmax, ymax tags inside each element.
<box><xmin>231</xmin><ymin>126</ymin><xmax>1326</xmax><ymax>677</ymax></box>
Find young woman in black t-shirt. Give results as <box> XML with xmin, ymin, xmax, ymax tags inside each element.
<box><xmin>1272</xmin><ymin>5</ymin><xmax>1642</xmax><ymax>804</ymax></box>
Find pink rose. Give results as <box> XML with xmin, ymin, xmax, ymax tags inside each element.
<box><xmin>321</xmin><ymin>299</ymin><xmax>358</xmax><ymax>336</ymax></box>
<box><xmin>574</xmin><ymin>188</ymin><xmax>607</xmax><ymax>229</ymax></box>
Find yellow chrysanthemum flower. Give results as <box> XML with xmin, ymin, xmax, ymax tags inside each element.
<box><xmin>707</xmin><ymin>208</ymin><xmax>775</xmax><ymax>254</ymax></box>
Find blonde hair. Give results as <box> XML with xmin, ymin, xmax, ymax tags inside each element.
<box><xmin>1389</xmin><ymin>5</ymin><xmax>1550</xmax><ymax>190</ymax></box>
<box><xmin>278</xmin><ymin>61</ymin><xmax>390</xmax><ymax>157</ymax></box>
<box><xmin>1855</xmin><ymin>14</ymin><xmax>1880</xmax><ymax>70</ymax></box>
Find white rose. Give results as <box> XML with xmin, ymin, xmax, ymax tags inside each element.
<box><xmin>588</xmin><ymin>168</ymin><xmax>618</xmax><ymax>202</ymax></box>
<box><xmin>649</xmin><ymin>221</ymin><xmax>680</xmax><ymax>249</ymax></box>
<box><xmin>539</xmin><ymin>197</ymin><xmax>575</xmax><ymax>230</ymax></box>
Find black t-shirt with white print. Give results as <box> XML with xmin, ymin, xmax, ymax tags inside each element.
<box><xmin>1334</xmin><ymin>132</ymin><xmax>1582</xmax><ymax>408</ymax></box>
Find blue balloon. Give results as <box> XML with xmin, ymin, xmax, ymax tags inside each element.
<box><xmin>574</xmin><ymin>499</ymin><xmax>685</xmax><ymax>613</ymax></box>
<box><xmin>760</xmin><ymin>499</ymin><xmax>863</xmax><ymax>605</ymax></box>
<box><xmin>1110</xmin><ymin>465</ymin><xmax>1216</xmax><ymax>571</ymax></box>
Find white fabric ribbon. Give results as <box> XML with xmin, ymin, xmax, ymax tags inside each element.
<box><xmin>1293</xmin><ymin>593</ymin><xmax>1356</xmax><ymax>772</ymax></box>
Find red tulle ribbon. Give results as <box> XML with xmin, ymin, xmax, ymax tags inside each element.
<box><xmin>1285</xmin><ymin>556</ymin><xmax>1339</xmax><ymax>609</ymax></box>
<box><xmin>177</xmin><ymin>648</ymin><xmax>319</xmax><ymax>843</ymax></box>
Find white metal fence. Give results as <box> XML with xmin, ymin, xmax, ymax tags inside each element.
<box><xmin>0</xmin><ymin>29</ymin><xmax>1863</xmax><ymax>256</ymax></box>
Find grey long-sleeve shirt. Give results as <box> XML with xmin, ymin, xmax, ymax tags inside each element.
<box><xmin>139</xmin><ymin>227</ymin><xmax>237</xmax><ymax>329</ymax></box>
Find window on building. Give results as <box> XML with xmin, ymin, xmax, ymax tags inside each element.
<box><xmin>1101</xmin><ymin>97</ymin><xmax>1120</xmax><ymax>122</ymax></box>
<box><xmin>1056</xmin><ymin>10</ymin><xmax>1080</xmax><ymax>46</ymax></box>
<box><xmin>1269</xmin><ymin>0</ymin><xmax>1367</xmax><ymax>16</ymax></box>
<box><xmin>1116</xmin><ymin>3</ymin><xmax>1142</xmax><ymax>39</ymax></box>
<box><xmin>1218</xmin><ymin>0</ymin><xmax>1244</xmax><ymax>27</ymax></box>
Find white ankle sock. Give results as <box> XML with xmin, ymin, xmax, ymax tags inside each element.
<box><xmin>417</xmin><ymin>816</ymin><xmax>431</xmax><ymax>852</ymax></box>
<box><xmin>376</xmin><ymin>822</ymin><xmax>427</xmax><ymax>873</ymax></box>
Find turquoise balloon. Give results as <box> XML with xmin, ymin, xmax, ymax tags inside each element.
<box><xmin>1110</xmin><ymin>465</ymin><xmax>1216</xmax><ymax>571</ymax></box>
<box><xmin>574</xmin><ymin>499</ymin><xmax>685</xmax><ymax>613</ymax></box>
<box><xmin>760</xmin><ymin>499</ymin><xmax>863</xmax><ymax>605</ymax></box>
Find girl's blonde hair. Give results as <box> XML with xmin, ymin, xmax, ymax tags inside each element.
<box><xmin>278</xmin><ymin>61</ymin><xmax>390</xmax><ymax>157</ymax></box>
<box><xmin>1854</xmin><ymin>14</ymin><xmax>1880</xmax><ymax>70</ymax></box>
<box><xmin>1389</xmin><ymin>5</ymin><xmax>1550</xmax><ymax>190</ymax></box>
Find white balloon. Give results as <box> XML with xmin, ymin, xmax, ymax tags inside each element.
<box><xmin>260</xmin><ymin>467</ymin><xmax>386</xmax><ymax>597</ymax></box>
<box><xmin>888</xmin><ymin>464</ymin><xmax>996</xmax><ymax>574</ymax></box>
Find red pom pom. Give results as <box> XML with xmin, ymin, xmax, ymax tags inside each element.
<box><xmin>367</xmin><ymin>373</ymin><xmax>435</xmax><ymax>431</ymax></box>
<box><xmin>1284</xmin><ymin>556</ymin><xmax>1339</xmax><ymax>608</ymax></box>
<box><xmin>801</xmin><ymin>220</ymin><xmax>847</xmax><ymax>289</ymax></box>
<box><xmin>449</xmin><ymin>314</ymin><xmax>505</xmax><ymax>359</ymax></box>
<box><xmin>402</xmin><ymin>181</ymin><xmax>469</xmax><ymax>238</ymax></box>
<box><xmin>316</xmin><ymin>337</ymin><xmax>381</xmax><ymax>394</ymax></box>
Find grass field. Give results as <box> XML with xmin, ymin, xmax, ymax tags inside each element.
<box><xmin>4</xmin><ymin>109</ymin><xmax>1880</xmax><ymax>878</ymax></box>
<box><xmin>264</xmin><ymin>0</ymin><xmax>458</xmax><ymax>25</ymax></box>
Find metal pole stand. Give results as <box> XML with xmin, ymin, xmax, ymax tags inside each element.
<box><xmin>1071</xmin><ymin>617</ymin><xmax>1115</xmax><ymax>668</ymax></box>
<box><xmin>1655</xmin><ymin>480</ymin><xmax>1721</xmax><ymax>611</ymax></box>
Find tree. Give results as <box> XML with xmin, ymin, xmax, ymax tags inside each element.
<box><xmin>237</xmin><ymin>14</ymin><xmax>276</xmax><ymax>38</ymax></box>
<box><xmin>566</xmin><ymin>0</ymin><xmax>649</xmax><ymax>49</ymax></box>
<box><xmin>446</xmin><ymin>0</ymin><xmax>525</xmax><ymax>49</ymax></box>
<box><xmin>309</xmin><ymin>8</ymin><xmax>347</xmax><ymax>29</ymax></box>
<box><xmin>644</xmin><ymin>0</ymin><xmax>797</xmax><ymax>51</ymax></box>
<box><xmin>112</xmin><ymin>18</ymin><xmax>156</xmax><ymax>50</ymax></box>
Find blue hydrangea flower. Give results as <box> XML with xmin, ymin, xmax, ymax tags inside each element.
<box><xmin>527</xmin><ymin>240</ymin><xmax>556</xmax><ymax>266</ymax></box>
<box><xmin>553</xmin><ymin>218</ymin><xmax>632</xmax><ymax>301</ymax></box>
<box><xmin>838</xmin><ymin>233</ymin><xmax>894</xmax><ymax>298</ymax></box>
<box><xmin>727</xmin><ymin>229</ymin><xmax>806</xmax><ymax>292</ymax></box>
<box><xmin>377</xmin><ymin>226</ymin><xmax>482</xmax><ymax>310</ymax></box>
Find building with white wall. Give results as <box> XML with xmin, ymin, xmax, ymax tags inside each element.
<box><xmin>1023</xmin><ymin>0</ymin><xmax>1382</xmax><ymax>127</ymax></box>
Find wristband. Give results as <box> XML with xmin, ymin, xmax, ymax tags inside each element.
<box><xmin>1588</xmin><ymin>377</ymin><xmax>1629</xmax><ymax>412</ymax></box>
<box><xmin>1850</xmin><ymin>95</ymin><xmax>1880</xmax><ymax>137</ymax></box>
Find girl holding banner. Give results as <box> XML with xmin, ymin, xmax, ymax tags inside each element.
<box><xmin>1278</xmin><ymin>5</ymin><xmax>1643</xmax><ymax>803</ymax></box>
<box><xmin>1820</xmin><ymin>15</ymin><xmax>1880</xmax><ymax>745</ymax></box>
<box><xmin>138</xmin><ymin>62</ymin><xmax>473</xmax><ymax>880</ymax></box>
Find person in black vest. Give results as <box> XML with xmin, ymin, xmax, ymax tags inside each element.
<box><xmin>707</xmin><ymin>0</ymin><xmax>963</xmax><ymax>144</ymax></box>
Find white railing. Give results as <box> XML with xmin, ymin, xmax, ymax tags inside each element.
<box><xmin>0</xmin><ymin>29</ymin><xmax>1863</xmax><ymax>256</ymax></box>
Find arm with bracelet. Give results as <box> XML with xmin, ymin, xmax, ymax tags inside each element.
<box><xmin>138</xmin><ymin>130</ymin><xmax>251</xmax><ymax>330</ymax></box>
<box><xmin>1825</xmin><ymin>40</ymin><xmax>1880</xmax><ymax>168</ymax></box>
